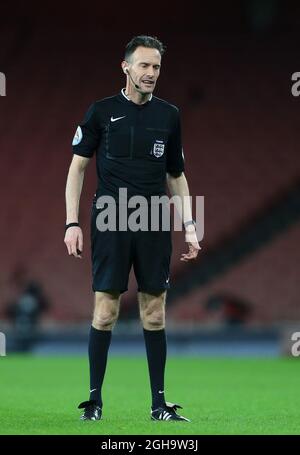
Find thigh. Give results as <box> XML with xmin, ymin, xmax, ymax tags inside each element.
<box><xmin>91</xmin><ymin>204</ymin><xmax>133</xmax><ymax>293</ymax></box>
<box><xmin>94</xmin><ymin>291</ymin><xmax>121</xmax><ymax>315</ymax></box>
<box><xmin>138</xmin><ymin>290</ymin><xmax>167</xmax><ymax>312</ymax></box>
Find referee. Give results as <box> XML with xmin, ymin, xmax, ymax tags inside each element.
<box><xmin>64</xmin><ymin>35</ymin><xmax>200</xmax><ymax>422</ymax></box>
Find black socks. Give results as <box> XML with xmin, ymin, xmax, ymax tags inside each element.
<box><xmin>143</xmin><ymin>328</ymin><xmax>167</xmax><ymax>410</ymax></box>
<box><xmin>88</xmin><ymin>325</ymin><xmax>167</xmax><ymax>411</ymax></box>
<box><xmin>88</xmin><ymin>326</ymin><xmax>112</xmax><ymax>408</ymax></box>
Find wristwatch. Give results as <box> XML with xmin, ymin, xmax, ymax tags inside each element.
<box><xmin>183</xmin><ymin>220</ymin><xmax>196</xmax><ymax>229</ymax></box>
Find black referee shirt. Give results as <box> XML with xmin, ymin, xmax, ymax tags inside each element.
<box><xmin>72</xmin><ymin>89</ymin><xmax>185</xmax><ymax>201</ymax></box>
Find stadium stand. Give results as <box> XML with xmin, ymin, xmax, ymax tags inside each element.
<box><xmin>1</xmin><ymin>2</ymin><xmax>300</xmax><ymax>326</ymax></box>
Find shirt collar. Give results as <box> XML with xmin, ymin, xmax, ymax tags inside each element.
<box><xmin>121</xmin><ymin>88</ymin><xmax>153</xmax><ymax>104</ymax></box>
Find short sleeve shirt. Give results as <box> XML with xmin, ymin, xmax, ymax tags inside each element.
<box><xmin>72</xmin><ymin>89</ymin><xmax>185</xmax><ymax>201</ymax></box>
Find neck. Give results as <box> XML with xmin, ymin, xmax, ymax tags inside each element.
<box><xmin>124</xmin><ymin>82</ymin><xmax>151</xmax><ymax>105</ymax></box>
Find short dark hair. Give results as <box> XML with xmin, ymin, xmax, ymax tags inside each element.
<box><xmin>125</xmin><ymin>35</ymin><xmax>166</xmax><ymax>62</ymax></box>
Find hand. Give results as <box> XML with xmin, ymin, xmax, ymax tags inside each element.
<box><xmin>180</xmin><ymin>227</ymin><xmax>201</xmax><ymax>262</ymax></box>
<box><xmin>64</xmin><ymin>226</ymin><xmax>83</xmax><ymax>259</ymax></box>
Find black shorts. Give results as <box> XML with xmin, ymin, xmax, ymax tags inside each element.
<box><xmin>90</xmin><ymin>202</ymin><xmax>172</xmax><ymax>294</ymax></box>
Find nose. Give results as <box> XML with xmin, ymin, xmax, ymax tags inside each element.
<box><xmin>146</xmin><ymin>67</ymin><xmax>155</xmax><ymax>78</ymax></box>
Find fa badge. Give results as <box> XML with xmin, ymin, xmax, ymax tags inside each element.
<box><xmin>153</xmin><ymin>140</ymin><xmax>165</xmax><ymax>158</ymax></box>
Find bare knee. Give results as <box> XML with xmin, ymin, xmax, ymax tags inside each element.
<box><xmin>93</xmin><ymin>311</ymin><xmax>118</xmax><ymax>330</ymax></box>
<box><xmin>139</xmin><ymin>292</ymin><xmax>166</xmax><ymax>330</ymax></box>
<box><xmin>92</xmin><ymin>291</ymin><xmax>120</xmax><ymax>330</ymax></box>
<box><xmin>145</xmin><ymin>309</ymin><xmax>165</xmax><ymax>330</ymax></box>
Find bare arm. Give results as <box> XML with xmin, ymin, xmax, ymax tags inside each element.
<box><xmin>167</xmin><ymin>172</ymin><xmax>200</xmax><ymax>262</ymax></box>
<box><xmin>64</xmin><ymin>155</ymin><xmax>90</xmax><ymax>258</ymax></box>
<box><xmin>167</xmin><ymin>172</ymin><xmax>193</xmax><ymax>224</ymax></box>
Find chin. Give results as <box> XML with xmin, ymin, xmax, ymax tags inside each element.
<box><xmin>140</xmin><ymin>84</ymin><xmax>155</xmax><ymax>94</ymax></box>
<box><xmin>145</xmin><ymin>87</ymin><xmax>155</xmax><ymax>94</ymax></box>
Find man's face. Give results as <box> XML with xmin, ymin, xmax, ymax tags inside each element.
<box><xmin>126</xmin><ymin>46</ymin><xmax>161</xmax><ymax>94</ymax></box>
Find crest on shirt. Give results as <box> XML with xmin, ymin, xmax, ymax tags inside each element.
<box><xmin>72</xmin><ymin>126</ymin><xmax>83</xmax><ymax>146</ymax></box>
<box><xmin>152</xmin><ymin>140</ymin><xmax>165</xmax><ymax>158</ymax></box>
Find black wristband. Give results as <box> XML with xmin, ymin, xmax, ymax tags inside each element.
<box><xmin>65</xmin><ymin>222</ymin><xmax>80</xmax><ymax>232</ymax></box>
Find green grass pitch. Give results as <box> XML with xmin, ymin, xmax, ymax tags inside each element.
<box><xmin>0</xmin><ymin>355</ymin><xmax>299</xmax><ymax>435</ymax></box>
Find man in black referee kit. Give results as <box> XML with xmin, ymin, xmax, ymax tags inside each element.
<box><xmin>64</xmin><ymin>35</ymin><xmax>200</xmax><ymax>422</ymax></box>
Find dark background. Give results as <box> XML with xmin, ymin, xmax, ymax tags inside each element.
<box><xmin>0</xmin><ymin>0</ymin><xmax>300</xmax><ymax>332</ymax></box>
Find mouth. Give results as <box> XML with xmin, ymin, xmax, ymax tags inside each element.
<box><xmin>142</xmin><ymin>80</ymin><xmax>155</xmax><ymax>87</ymax></box>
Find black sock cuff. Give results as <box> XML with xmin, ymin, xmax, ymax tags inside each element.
<box><xmin>90</xmin><ymin>326</ymin><xmax>112</xmax><ymax>339</ymax></box>
<box><xmin>143</xmin><ymin>328</ymin><xmax>166</xmax><ymax>338</ymax></box>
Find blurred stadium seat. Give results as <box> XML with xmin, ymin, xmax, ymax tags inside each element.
<box><xmin>0</xmin><ymin>2</ymin><xmax>300</xmax><ymax>326</ymax></box>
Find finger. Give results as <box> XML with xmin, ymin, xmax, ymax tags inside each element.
<box><xmin>181</xmin><ymin>251</ymin><xmax>194</xmax><ymax>259</ymax></box>
<box><xmin>65</xmin><ymin>241</ymin><xmax>72</xmax><ymax>255</ymax></box>
<box><xmin>78</xmin><ymin>232</ymin><xmax>83</xmax><ymax>253</ymax></box>
<box><xmin>71</xmin><ymin>242</ymin><xmax>79</xmax><ymax>258</ymax></box>
<box><xmin>180</xmin><ymin>255</ymin><xmax>190</xmax><ymax>261</ymax></box>
<box><xmin>181</xmin><ymin>256</ymin><xmax>191</xmax><ymax>262</ymax></box>
<box><xmin>76</xmin><ymin>243</ymin><xmax>82</xmax><ymax>259</ymax></box>
<box><xmin>181</xmin><ymin>252</ymin><xmax>197</xmax><ymax>261</ymax></box>
<box><xmin>64</xmin><ymin>236</ymin><xmax>70</xmax><ymax>254</ymax></box>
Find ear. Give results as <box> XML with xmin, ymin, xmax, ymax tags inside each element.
<box><xmin>121</xmin><ymin>61</ymin><xmax>128</xmax><ymax>75</ymax></box>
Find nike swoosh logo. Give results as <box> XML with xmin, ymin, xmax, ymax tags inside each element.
<box><xmin>158</xmin><ymin>390</ymin><xmax>164</xmax><ymax>394</ymax></box>
<box><xmin>111</xmin><ymin>115</ymin><xmax>126</xmax><ymax>122</ymax></box>
<box><xmin>90</xmin><ymin>388</ymin><xmax>97</xmax><ymax>393</ymax></box>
